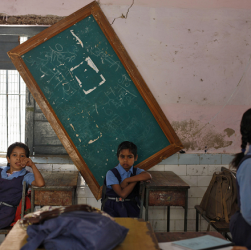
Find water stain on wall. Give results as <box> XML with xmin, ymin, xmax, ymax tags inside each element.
<box><xmin>171</xmin><ymin>119</ymin><xmax>234</xmax><ymax>151</ymax></box>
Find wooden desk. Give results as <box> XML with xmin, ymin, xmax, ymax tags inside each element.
<box><xmin>0</xmin><ymin>218</ymin><xmax>160</xmax><ymax>250</ymax></box>
<box><xmin>142</xmin><ymin>171</ymin><xmax>190</xmax><ymax>232</ymax></box>
<box><xmin>31</xmin><ymin>171</ymin><xmax>79</xmax><ymax>212</ymax></box>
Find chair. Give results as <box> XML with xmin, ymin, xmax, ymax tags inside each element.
<box><xmin>0</xmin><ymin>181</ymin><xmax>27</xmax><ymax>235</ymax></box>
<box><xmin>195</xmin><ymin>167</ymin><xmax>236</xmax><ymax>241</ymax></box>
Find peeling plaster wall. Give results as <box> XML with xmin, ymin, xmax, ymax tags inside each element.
<box><xmin>1</xmin><ymin>0</ymin><xmax>251</xmax><ymax>153</ymax></box>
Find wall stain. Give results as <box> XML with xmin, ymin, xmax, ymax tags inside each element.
<box><xmin>224</xmin><ymin>128</ymin><xmax>235</xmax><ymax>137</ymax></box>
<box><xmin>171</xmin><ymin>119</ymin><xmax>234</xmax><ymax>151</ymax></box>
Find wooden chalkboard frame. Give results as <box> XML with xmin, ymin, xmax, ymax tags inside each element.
<box><xmin>8</xmin><ymin>1</ymin><xmax>183</xmax><ymax>200</ymax></box>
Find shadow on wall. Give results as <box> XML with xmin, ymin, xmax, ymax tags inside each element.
<box><xmin>171</xmin><ymin>119</ymin><xmax>235</xmax><ymax>151</ymax></box>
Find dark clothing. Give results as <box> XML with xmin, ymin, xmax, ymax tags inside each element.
<box><xmin>230</xmin><ymin>155</ymin><xmax>251</xmax><ymax>248</ymax></box>
<box><xmin>21</xmin><ymin>211</ymin><xmax>129</xmax><ymax>250</ymax></box>
<box><xmin>0</xmin><ymin>168</ymin><xmax>27</xmax><ymax>229</ymax></box>
<box><xmin>103</xmin><ymin>167</ymin><xmax>140</xmax><ymax>218</ymax></box>
<box><xmin>230</xmin><ymin>211</ymin><xmax>251</xmax><ymax>248</ymax></box>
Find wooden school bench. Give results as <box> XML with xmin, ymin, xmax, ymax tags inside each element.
<box><xmin>31</xmin><ymin>171</ymin><xmax>78</xmax><ymax>212</ymax></box>
<box><xmin>140</xmin><ymin>171</ymin><xmax>190</xmax><ymax>231</ymax></box>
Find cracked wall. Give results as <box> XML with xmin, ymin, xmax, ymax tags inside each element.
<box><xmin>1</xmin><ymin>0</ymin><xmax>251</xmax><ymax>153</ymax></box>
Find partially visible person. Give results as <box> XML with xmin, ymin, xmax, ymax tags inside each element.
<box><xmin>230</xmin><ymin>108</ymin><xmax>251</xmax><ymax>249</ymax></box>
<box><xmin>0</xmin><ymin>142</ymin><xmax>45</xmax><ymax>229</ymax></box>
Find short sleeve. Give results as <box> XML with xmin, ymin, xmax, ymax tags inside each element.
<box><xmin>106</xmin><ymin>170</ymin><xmax>120</xmax><ymax>188</ymax></box>
<box><xmin>237</xmin><ymin>158</ymin><xmax>251</xmax><ymax>226</ymax></box>
<box><xmin>23</xmin><ymin>173</ymin><xmax>35</xmax><ymax>186</ymax></box>
<box><xmin>136</xmin><ymin>168</ymin><xmax>145</xmax><ymax>175</ymax></box>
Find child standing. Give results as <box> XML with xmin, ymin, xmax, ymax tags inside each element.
<box><xmin>102</xmin><ymin>141</ymin><xmax>152</xmax><ymax>217</ymax></box>
<box><xmin>230</xmin><ymin>108</ymin><xmax>251</xmax><ymax>249</ymax></box>
<box><xmin>0</xmin><ymin>142</ymin><xmax>45</xmax><ymax>229</ymax></box>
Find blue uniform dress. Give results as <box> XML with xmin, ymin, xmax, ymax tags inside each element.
<box><xmin>0</xmin><ymin>166</ymin><xmax>34</xmax><ymax>229</ymax></box>
<box><xmin>230</xmin><ymin>146</ymin><xmax>251</xmax><ymax>248</ymax></box>
<box><xmin>103</xmin><ymin>164</ymin><xmax>144</xmax><ymax>218</ymax></box>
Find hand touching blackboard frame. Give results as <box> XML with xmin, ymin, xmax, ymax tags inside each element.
<box><xmin>8</xmin><ymin>1</ymin><xmax>183</xmax><ymax>199</ymax></box>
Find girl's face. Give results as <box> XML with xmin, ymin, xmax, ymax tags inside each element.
<box><xmin>7</xmin><ymin>147</ymin><xmax>27</xmax><ymax>171</ymax></box>
<box><xmin>118</xmin><ymin>149</ymin><xmax>138</xmax><ymax>171</ymax></box>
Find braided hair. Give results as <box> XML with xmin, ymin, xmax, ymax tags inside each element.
<box><xmin>231</xmin><ymin>108</ymin><xmax>251</xmax><ymax>168</ymax></box>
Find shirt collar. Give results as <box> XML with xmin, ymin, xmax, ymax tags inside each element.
<box><xmin>2</xmin><ymin>166</ymin><xmax>26</xmax><ymax>178</ymax></box>
<box><xmin>117</xmin><ymin>164</ymin><xmax>134</xmax><ymax>174</ymax></box>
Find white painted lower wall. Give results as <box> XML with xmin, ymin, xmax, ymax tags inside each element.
<box><xmin>0</xmin><ymin>156</ymin><xmax>228</xmax><ymax>233</ymax></box>
<box><xmin>32</xmin><ymin>162</ymin><xmax>226</xmax><ymax>232</ymax></box>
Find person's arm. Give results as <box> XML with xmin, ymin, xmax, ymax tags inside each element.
<box><xmin>112</xmin><ymin>182</ymin><xmax>138</xmax><ymax>199</ymax></box>
<box><xmin>21</xmin><ymin>158</ymin><xmax>45</xmax><ymax>187</ymax></box>
<box><xmin>120</xmin><ymin>171</ymin><xmax>152</xmax><ymax>189</ymax></box>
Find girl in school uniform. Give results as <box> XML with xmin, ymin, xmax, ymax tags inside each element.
<box><xmin>230</xmin><ymin>108</ymin><xmax>251</xmax><ymax>249</ymax></box>
<box><xmin>0</xmin><ymin>142</ymin><xmax>45</xmax><ymax>229</ymax></box>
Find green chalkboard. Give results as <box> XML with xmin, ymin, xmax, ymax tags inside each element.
<box><xmin>8</xmin><ymin>2</ymin><xmax>182</xmax><ymax>199</ymax></box>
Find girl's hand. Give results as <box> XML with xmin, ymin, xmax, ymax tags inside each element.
<box><xmin>232</xmin><ymin>247</ymin><xmax>248</xmax><ymax>250</ymax></box>
<box><xmin>20</xmin><ymin>157</ymin><xmax>34</xmax><ymax>168</ymax></box>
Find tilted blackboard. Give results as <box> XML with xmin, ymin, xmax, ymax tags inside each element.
<box><xmin>8</xmin><ymin>1</ymin><xmax>183</xmax><ymax>199</ymax></box>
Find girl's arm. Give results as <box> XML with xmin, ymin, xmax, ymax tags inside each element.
<box><xmin>120</xmin><ymin>171</ymin><xmax>152</xmax><ymax>189</ymax></box>
<box><xmin>21</xmin><ymin>158</ymin><xmax>45</xmax><ymax>187</ymax></box>
<box><xmin>112</xmin><ymin>182</ymin><xmax>137</xmax><ymax>199</ymax></box>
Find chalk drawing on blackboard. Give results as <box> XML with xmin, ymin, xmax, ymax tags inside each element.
<box><xmin>70</xmin><ymin>30</ymin><xmax>83</xmax><ymax>47</ymax></box>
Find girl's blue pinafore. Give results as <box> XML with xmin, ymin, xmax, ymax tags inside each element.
<box><xmin>0</xmin><ymin>168</ymin><xmax>27</xmax><ymax>229</ymax></box>
<box><xmin>230</xmin><ymin>155</ymin><xmax>251</xmax><ymax>248</ymax></box>
<box><xmin>103</xmin><ymin>168</ymin><xmax>140</xmax><ymax>218</ymax></box>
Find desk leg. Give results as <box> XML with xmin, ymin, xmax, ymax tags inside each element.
<box><xmin>31</xmin><ymin>188</ymin><xmax>34</xmax><ymax>212</ymax></box>
<box><xmin>167</xmin><ymin>206</ymin><xmax>170</xmax><ymax>232</ymax></box>
<box><xmin>139</xmin><ymin>183</ymin><xmax>145</xmax><ymax>219</ymax></box>
<box><xmin>145</xmin><ymin>189</ymin><xmax>149</xmax><ymax>221</ymax></box>
<box><xmin>72</xmin><ymin>189</ymin><xmax>76</xmax><ymax>205</ymax></box>
<box><xmin>184</xmin><ymin>189</ymin><xmax>188</xmax><ymax>232</ymax></box>
<box><xmin>196</xmin><ymin>209</ymin><xmax>199</xmax><ymax>232</ymax></box>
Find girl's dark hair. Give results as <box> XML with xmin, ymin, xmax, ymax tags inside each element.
<box><xmin>6</xmin><ymin>142</ymin><xmax>30</xmax><ymax>161</ymax></box>
<box><xmin>117</xmin><ymin>141</ymin><xmax>137</xmax><ymax>158</ymax></box>
<box><xmin>231</xmin><ymin>108</ymin><xmax>251</xmax><ymax>168</ymax></box>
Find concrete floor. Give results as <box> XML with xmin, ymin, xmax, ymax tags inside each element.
<box><xmin>0</xmin><ymin>235</ymin><xmax>5</xmax><ymax>244</ymax></box>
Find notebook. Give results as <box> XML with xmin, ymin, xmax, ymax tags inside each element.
<box><xmin>171</xmin><ymin>235</ymin><xmax>234</xmax><ymax>250</ymax></box>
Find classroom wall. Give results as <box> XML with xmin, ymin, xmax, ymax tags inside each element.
<box><xmin>0</xmin><ymin>0</ymin><xmax>248</xmax><ymax>233</ymax></box>
<box><xmin>1</xmin><ymin>0</ymin><xmax>251</xmax><ymax>153</ymax></box>
<box><xmin>0</xmin><ymin>154</ymin><xmax>232</xmax><ymax>232</ymax></box>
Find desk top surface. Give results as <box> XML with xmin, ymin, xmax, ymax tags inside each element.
<box><xmin>146</xmin><ymin>171</ymin><xmax>190</xmax><ymax>189</ymax></box>
<box><xmin>0</xmin><ymin>218</ymin><xmax>159</xmax><ymax>250</ymax></box>
<box><xmin>37</xmin><ymin>171</ymin><xmax>79</xmax><ymax>188</ymax></box>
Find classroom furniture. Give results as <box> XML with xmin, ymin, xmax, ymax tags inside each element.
<box><xmin>155</xmin><ymin>231</ymin><xmax>226</xmax><ymax>242</ymax></box>
<box><xmin>30</xmin><ymin>171</ymin><xmax>78</xmax><ymax>212</ymax></box>
<box><xmin>0</xmin><ymin>181</ymin><xmax>27</xmax><ymax>235</ymax></box>
<box><xmin>8</xmin><ymin>1</ymin><xmax>183</xmax><ymax>200</ymax></box>
<box><xmin>142</xmin><ymin>171</ymin><xmax>190</xmax><ymax>232</ymax></box>
<box><xmin>194</xmin><ymin>205</ymin><xmax>232</xmax><ymax>241</ymax></box>
<box><xmin>0</xmin><ymin>218</ymin><xmax>160</xmax><ymax>250</ymax></box>
<box><xmin>194</xmin><ymin>167</ymin><xmax>236</xmax><ymax>241</ymax></box>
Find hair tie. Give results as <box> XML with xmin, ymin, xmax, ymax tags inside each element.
<box><xmin>241</xmin><ymin>148</ymin><xmax>246</xmax><ymax>153</ymax></box>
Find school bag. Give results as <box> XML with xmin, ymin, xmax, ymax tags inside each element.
<box><xmin>199</xmin><ymin>168</ymin><xmax>238</xmax><ymax>223</ymax></box>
